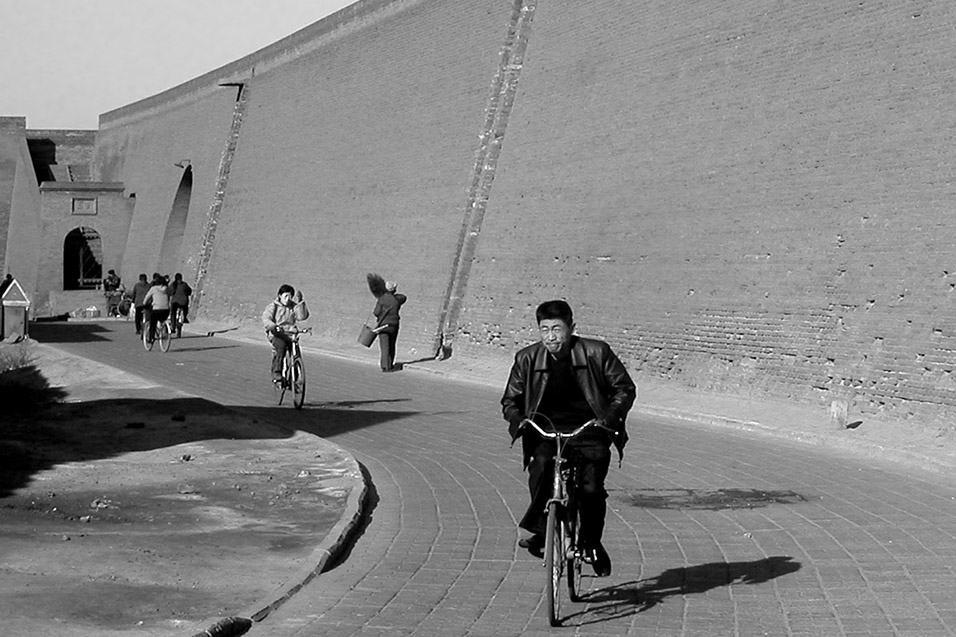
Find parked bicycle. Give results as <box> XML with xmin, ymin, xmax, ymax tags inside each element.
<box><xmin>519</xmin><ymin>416</ymin><xmax>619</xmax><ymax>626</ymax></box>
<box><xmin>143</xmin><ymin>314</ymin><xmax>172</xmax><ymax>352</ymax></box>
<box><xmin>273</xmin><ymin>326</ymin><xmax>310</xmax><ymax>409</ymax></box>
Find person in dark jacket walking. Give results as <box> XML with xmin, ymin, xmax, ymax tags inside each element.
<box><xmin>501</xmin><ymin>300</ymin><xmax>636</xmax><ymax>577</ymax></box>
<box><xmin>130</xmin><ymin>274</ymin><xmax>150</xmax><ymax>335</ymax></box>
<box><xmin>372</xmin><ymin>280</ymin><xmax>407</xmax><ymax>372</ymax></box>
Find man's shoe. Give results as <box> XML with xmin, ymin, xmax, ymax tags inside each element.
<box><xmin>518</xmin><ymin>533</ymin><xmax>545</xmax><ymax>557</ymax></box>
<box><xmin>586</xmin><ymin>543</ymin><xmax>612</xmax><ymax>577</ymax></box>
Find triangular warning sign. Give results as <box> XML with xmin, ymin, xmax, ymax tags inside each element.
<box><xmin>1</xmin><ymin>279</ymin><xmax>30</xmax><ymax>306</ymax></box>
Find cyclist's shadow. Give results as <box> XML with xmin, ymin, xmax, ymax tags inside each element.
<box><xmin>568</xmin><ymin>555</ymin><xmax>800</xmax><ymax>624</ymax></box>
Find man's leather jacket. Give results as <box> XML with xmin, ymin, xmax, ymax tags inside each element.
<box><xmin>501</xmin><ymin>336</ymin><xmax>636</xmax><ymax>467</ymax></box>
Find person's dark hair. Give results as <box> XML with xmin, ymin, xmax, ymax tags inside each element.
<box><xmin>174</xmin><ymin>273</ymin><xmax>183</xmax><ymax>281</ymax></box>
<box><xmin>277</xmin><ymin>284</ymin><xmax>295</xmax><ymax>297</ymax></box>
<box><xmin>139</xmin><ymin>274</ymin><xmax>147</xmax><ymax>282</ymax></box>
<box><xmin>151</xmin><ymin>272</ymin><xmax>162</xmax><ymax>283</ymax></box>
<box><xmin>535</xmin><ymin>300</ymin><xmax>574</xmax><ymax>327</ymax></box>
<box><xmin>366</xmin><ymin>272</ymin><xmax>386</xmax><ymax>298</ymax></box>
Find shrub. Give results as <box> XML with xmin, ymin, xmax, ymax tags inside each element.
<box><xmin>0</xmin><ymin>346</ymin><xmax>66</xmax><ymax>412</ymax></box>
<box><xmin>0</xmin><ymin>345</ymin><xmax>31</xmax><ymax>374</ymax></box>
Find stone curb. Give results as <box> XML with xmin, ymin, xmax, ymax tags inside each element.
<box><xmin>17</xmin><ymin>339</ymin><xmax>371</xmax><ymax>637</ymax></box>
<box><xmin>238</xmin><ymin>461</ymin><xmax>369</xmax><ymax>624</ymax></box>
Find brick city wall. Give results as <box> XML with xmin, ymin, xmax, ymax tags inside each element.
<box><xmin>87</xmin><ymin>0</ymin><xmax>956</xmax><ymax>422</ymax></box>
<box><xmin>457</xmin><ymin>0</ymin><xmax>956</xmax><ymax>422</ymax></box>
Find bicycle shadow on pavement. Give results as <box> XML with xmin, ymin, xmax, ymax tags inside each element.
<box><xmin>167</xmin><ymin>343</ymin><xmax>241</xmax><ymax>353</ymax></box>
<box><xmin>567</xmin><ymin>556</ymin><xmax>800</xmax><ymax>625</ymax></box>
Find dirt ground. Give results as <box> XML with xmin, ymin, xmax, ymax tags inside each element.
<box><xmin>0</xmin><ymin>342</ymin><xmax>361</xmax><ymax>637</ymax></box>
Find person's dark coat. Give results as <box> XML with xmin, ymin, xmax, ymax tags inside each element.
<box><xmin>501</xmin><ymin>335</ymin><xmax>636</xmax><ymax>467</ymax></box>
<box><xmin>131</xmin><ymin>280</ymin><xmax>151</xmax><ymax>307</ymax></box>
<box><xmin>374</xmin><ymin>292</ymin><xmax>407</xmax><ymax>329</ymax></box>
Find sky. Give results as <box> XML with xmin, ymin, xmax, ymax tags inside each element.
<box><xmin>0</xmin><ymin>0</ymin><xmax>357</xmax><ymax>130</ymax></box>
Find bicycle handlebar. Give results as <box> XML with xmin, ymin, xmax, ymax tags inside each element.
<box><xmin>519</xmin><ymin>417</ymin><xmax>618</xmax><ymax>439</ymax></box>
<box><xmin>276</xmin><ymin>326</ymin><xmax>312</xmax><ymax>335</ymax></box>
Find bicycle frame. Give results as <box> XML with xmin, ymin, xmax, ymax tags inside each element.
<box><xmin>520</xmin><ymin>417</ymin><xmax>614</xmax><ymax>626</ymax></box>
<box><xmin>274</xmin><ymin>327</ymin><xmax>310</xmax><ymax>408</ymax></box>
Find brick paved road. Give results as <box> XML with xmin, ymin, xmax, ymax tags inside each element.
<box><xmin>33</xmin><ymin>322</ymin><xmax>956</xmax><ymax>636</ymax></box>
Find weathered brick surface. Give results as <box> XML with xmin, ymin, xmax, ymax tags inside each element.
<box><xmin>196</xmin><ymin>0</ymin><xmax>513</xmax><ymax>355</ymax></box>
<box><xmin>16</xmin><ymin>0</ymin><xmax>953</xmax><ymax>424</ymax></box>
<box><xmin>93</xmin><ymin>89</ymin><xmax>238</xmax><ymax>282</ymax></box>
<box><xmin>457</xmin><ymin>0</ymin><xmax>956</xmax><ymax>422</ymax></box>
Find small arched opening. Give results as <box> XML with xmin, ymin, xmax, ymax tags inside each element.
<box><xmin>63</xmin><ymin>227</ymin><xmax>103</xmax><ymax>290</ymax></box>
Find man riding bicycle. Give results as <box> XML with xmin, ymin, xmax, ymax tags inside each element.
<box><xmin>262</xmin><ymin>284</ymin><xmax>310</xmax><ymax>383</ymax></box>
<box><xmin>502</xmin><ymin>300</ymin><xmax>635</xmax><ymax>577</ymax></box>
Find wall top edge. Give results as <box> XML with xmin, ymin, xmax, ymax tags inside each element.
<box><xmin>0</xmin><ymin>117</ymin><xmax>27</xmax><ymax>131</ymax></box>
<box><xmin>98</xmin><ymin>0</ymin><xmax>414</xmax><ymax>130</ymax></box>
<box><xmin>39</xmin><ymin>182</ymin><xmax>125</xmax><ymax>192</ymax></box>
<box><xmin>26</xmin><ymin>129</ymin><xmax>97</xmax><ymax>138</ymax></box>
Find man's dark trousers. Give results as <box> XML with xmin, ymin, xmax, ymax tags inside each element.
<box><xmin>521</xmin><ymin>439</ymin><xmax>611</xmax><ymax>547</ymax></box>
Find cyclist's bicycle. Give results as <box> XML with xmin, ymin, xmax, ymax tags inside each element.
<box><xmin>273</xmin><ymin>327</ymin><xmax>310</xmax><ymax>409</ymax></box>
<box><xmin>169</xmin><ymin>306</ymin><xmax>185</xmax><ymax>338</ymax></box>
<box><xmin>519</xmin><ymin>416</ymin><xmax>617</xmax><ymax>627</ymax></box>
<box><xmin>143</xmin><ymin>313</ymin><xmax>172</xmax><ymax>352</ymax></box>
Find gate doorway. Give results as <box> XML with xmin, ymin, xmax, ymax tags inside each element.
<box><xmin>63</xmin><ymin>227</ymin><xmax>103</xmax><ymax>290</ymax></box>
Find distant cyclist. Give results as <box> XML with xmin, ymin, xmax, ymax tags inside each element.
<box><xmin>261</xmin><ymin>284</ymin><xmax>310</xmax><ymax>383</ymax></box>
<box><xmin>169</xmin><ymin>273</ymin><xmax>192</xmax><ymax>326</ymax></box>
<box><xmin>142</xmin><ymin>273</ymin><xmax>170</xmax><ymax>343</ymax></box>
<box><xmin>502</xmin><ymin>300</ymin><xmax>636</xmax><ymax>577</ymax></box>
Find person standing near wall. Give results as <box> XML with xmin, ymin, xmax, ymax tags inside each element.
<box><xmin>372</xmin><ymin>280</ymin><xmax>407</xmax><ymax>372</ymax></box>
<box><xmin>0</xmin><ymin>274</ymin><xmax>13</xmax><ymax>297</ymax></box>
<box><xmin>103</xmin><ymin>269</ymin><xmax>123</xmax><ymax>317</ymax></box>
<box><xmin>131</xmin><ymin>274</ymin><xmax>150</xmax><ymax>335</ymax></box>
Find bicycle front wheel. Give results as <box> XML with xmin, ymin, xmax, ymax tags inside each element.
<box><xmin>143</xmin><ymin>326</ymin><xmax>154</xmax><ymax>351</ymax></box>
<box><xmin>159</xmin><ymin>322</ymin><xmax>171</xmax><ymax>352</ymax></box>
<box><xmin>292</xmin><ymin>357</ymin><xmax>306</xmax><ymax>409</ymax></box>
<box><xmin>566</xmin><ymin>509</ymin><xmax>582</xmax><ymax>602</ymax></box>
<box><xmin>545</xmin><ymin>502</ymin><xmax>564</xmax><ymax>627</ymax></box>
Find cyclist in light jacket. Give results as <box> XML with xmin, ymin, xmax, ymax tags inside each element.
<box><xmin>262</xmin><ymin>284</ymin><xmax>309</xmax><ymax>382</ymax></box>
<box><xmin>142</xmin><ymin>273</ymin><xmax>170</xmax><ymax>343</ymax></box>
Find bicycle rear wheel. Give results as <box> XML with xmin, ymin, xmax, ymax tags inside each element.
<box><xmin>545</xmin><ymin>503</ymin><xmax>564</xmax><ymax>626</ymax></box>
<box><xmin>292</xmin><ymin>357</ymin><xmax>306</xmax><ymax>409</ymax></box>
<box><xmin>143</xmin><ymin>326</ymin><xmax>154</xmax><ymax>351</ymax></box>
<box><xmin>159</xmin><ymin>322</ymin><xmax>171</xmax><ymax>352</ymax></box>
